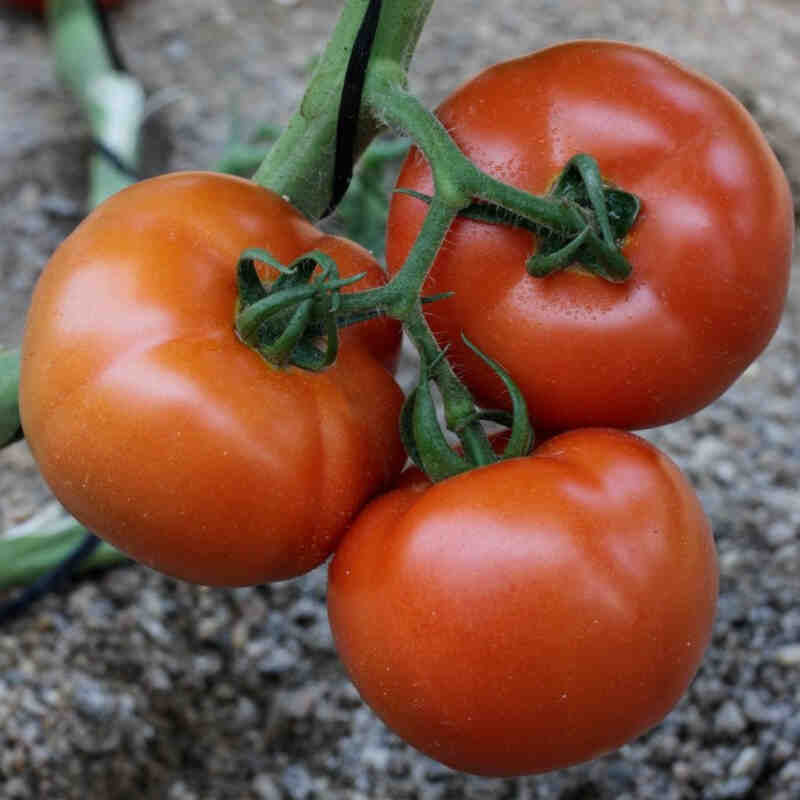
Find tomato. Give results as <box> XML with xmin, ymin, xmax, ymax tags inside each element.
<box><xmin>20</xmin><ymin>172</ymin><xmax>406</xmax><ymax>586</ymax></box>
<box><xmin>328</xmin><ymin>428</ymin><xmax>718</xmax><ymax>776</ymax></box>
<box><xmin>386</xmin><ymin>40</ymin><xmax>794</xmax><ymax>431</ymax></box>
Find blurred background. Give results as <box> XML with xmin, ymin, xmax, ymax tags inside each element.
<box><xmin>0</xmin><ymin>1</ymin><xmax>798</xmax><ymax>798</ymax></box>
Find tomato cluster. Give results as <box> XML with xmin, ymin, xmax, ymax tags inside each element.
<box><xmin>19</xmin><ymin>40</ymin><xmax>791</xmax><ymax>777</ymax></box>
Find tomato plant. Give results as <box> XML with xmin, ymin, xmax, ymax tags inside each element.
<box><xmin>19</xmin><ymin>172</ymin><xmax>406</xmax><ymax>586</ymax></box>
<box><xmin>386</xmin><ymin>40</ymin><xmax>794</xmax><ymax>431</ymax></box>
<box><xmin>328</xmin><ymin>428</ymin><xmax>718</xmax><ymax>776</ymax></box>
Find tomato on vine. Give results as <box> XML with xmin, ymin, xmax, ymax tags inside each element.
<box><xmin>19</xmin><ymin>172</ymin><xmax>406</xmax><ymax>586</ymax></box>
<box><xmin>386</xmin><ymin>40</ymin><xmax>794</xmax><ymax>431</ymax></box>
<box><xmin>328</xmin><ymin>428</ymin><xmax>718</xmax><ymax>776</ymax></box>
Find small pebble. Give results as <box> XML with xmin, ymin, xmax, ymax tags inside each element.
<box><xmin>72</xmin><ymin>677</ymin><xmax>116</xmax><ymax>722</ymax></box>
<box><xmin>282</xmin><ymin>764</ymin><xmax>314</xmax><ymax>800</ymax></box>
<box><xmin>252</xmin><ymin>774</ymin><xmax>282</xmax><ymax>800</ymax></box>
<box><xmin>714</xmin><ymin>700</ymin><xmax>748</xmax><ymax>737</ymax></box>
<box><xmin>730</xmin><ymin>745</ymin><xmax>763</xmax><ymax>778</ymax></box>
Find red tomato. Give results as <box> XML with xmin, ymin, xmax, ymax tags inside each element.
<box><xmin>386</xmin><ymin>40</ymin><xmax>794</xmax><ymax>430</ymax></box>
<box><xmin>328</xmin><ymin>429</ymin><xmax>718</xmax><ymax>776</ymax></box>
<box><xmin>20</xmin><ymin>172</ymin><xmax>405</xmax><ymax>586</ymax></box>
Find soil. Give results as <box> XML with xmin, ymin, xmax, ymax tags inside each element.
<box><xmin>1</xmin><ymin>1</ymin><xmax>798</xmax><ymax>799</ymax></box>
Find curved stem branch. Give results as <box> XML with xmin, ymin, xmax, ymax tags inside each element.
<box><xmin>335</xmin><ymin>192</ymin><xmax>458</xmax><ymax>317</ymax></box>
<box><xmin>364</xmin><ymin>73</ymin><xmax>585</xmax><ymax>233</ymax></box>
<box><xmin>403</xmin><ymin>304</ymin><xmax>494</xmax><ymax>466</ymax></box>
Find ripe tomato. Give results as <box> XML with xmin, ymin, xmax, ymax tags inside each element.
<box><xmin>386</xmin><ymin>40</ymin><xmax>794</xmax><ymax>430</ymax></box>
<box><xmin>20</xmin><ymin>172</ymin><xmax>405</xmax><ymax>586</ymax></box>
<box><xmin>328</xmin><ymin>429</ymin><xmax>718</xmax><ymax>776</ymax></box>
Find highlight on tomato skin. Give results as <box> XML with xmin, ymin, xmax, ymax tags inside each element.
<box><xmin>328</xmin><ymin>428</ymin><xmax>719</xmax><ymax>777</ymax></box>
<box><xmin>18</xmin><ymin>171</ymin><xmax>406</xmax><ymax>587</ymax></box>
<box><xmin>386</xmin><ymin>39</ymin><xmax>794</xmax><ymax>432</ymax></box>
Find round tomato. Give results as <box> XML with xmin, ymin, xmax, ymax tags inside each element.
<box><xmin>20</xmin><ymin>172</ymin><xmax>405</xmax><ymax>586</ymax></box>
<box><xmin>328</xmin><ymin>428</ymin><xmax>718</xmax><ymax>776</ymax></box>
<box><xmin>386</xmin><ymin>40</ymin><xmax>794</xmax><ymax>431</ymax></box>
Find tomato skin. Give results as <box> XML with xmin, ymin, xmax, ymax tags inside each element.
<box><xmin>20</xmin><ymin>172</ymin><xmax>405</xmax><ymax>586</ymax></box>
<box><xmin>328</xmin><ymin>429</ymin><xmax>718</xmax><ymax>776</ymax></box>
<box><xmin>386</xmin><ymin>40</ymin><xmax>794</xmax><ymax>431</ymax></box>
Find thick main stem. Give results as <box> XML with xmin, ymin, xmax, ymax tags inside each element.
<box><xmin>252</xmin><ymin>0</ymin><xmax>434</xmax><ymax>220</ymax></box>
<box><xmin>48</xmin><ymin>0</ymin><xmax>145</xmax><ymax>208</ymax></box>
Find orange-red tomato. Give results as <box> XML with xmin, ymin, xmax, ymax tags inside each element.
<box><xmin>20</xmin><ymin>172</ymin><xmax>406</xmax><ymax>586</ymax></box>
<box><xmin>328</xmin><ymin>429</ymin><xmax>718</xmax><ymax>776</ymax></box>
<box><xmin>386</xmin><ymin>40</ymin><xmax>794</xmax><ymax>431</ymax></box>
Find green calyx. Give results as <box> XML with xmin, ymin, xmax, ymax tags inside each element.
<box><xmin>528</xmin><ymin>154</ymin><xmax>639</xmax><ymax>281</ymax></box>
<box><xmin>234</xmin><ymin>248</ymin><xmax>372</xmax><ymax>371</ymax></box>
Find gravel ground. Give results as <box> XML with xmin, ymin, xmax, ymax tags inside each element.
<box><xmin>1</xmin><ymin>1</ymin><xmax>798</xmax><ymax>798</ymax></box>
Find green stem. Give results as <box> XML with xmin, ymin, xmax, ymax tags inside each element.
<box><xmin>404</xmin><ymin>304</ymin><xmax>494</xmax><ymax>466</ymax></box>
<box><xmin>47</xmin><ymin>0</ymin><xmax>145</xmax><ymax>208</ymax></box>
<box><xmin>363</xmin><ymin>73</ymin><xmax>583</xmax><ymax>234</ymax></box>
<box><xmin>47</xmin><ymin>0</ymin><xmax>113</xmax><ymax>93</ymax></box>
<box><xmin>252</xmin><ymin>0</ymin><xmax>433</xmax><ymax>220</ymax></box>
<box><xmin>0</xmin><ymin>349</ymin><xmax>22</xmax><ymax>447</ymax></box>
<box><xmin>85</xmin><ymin>74</ymin><xmax>145</xmax><ymax>208</ymax></box>
<box><xmin>0</xmin><ymin>524</ymin><xmax>127</xmax><ymax>590</ymax></box>
<box><xmin>384</xmin><ymin>193</ymin><xmax>461</xmax><ymax>316</ymax></box>
<box><xmin>340</xmin><ymin>195</ymin><xmax>495</xmax><ymax>465</ymax></box>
